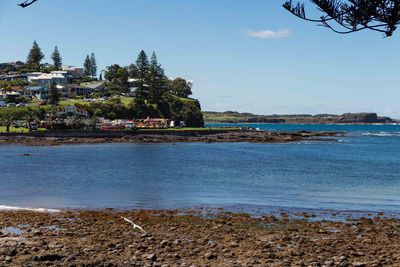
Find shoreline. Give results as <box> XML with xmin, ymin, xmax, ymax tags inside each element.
<box><xmin>0</xmin><ymin>209</ymin><xmax>399</xmax><ymax>266</ymax></box>
<box><xmin>205</xmin><ymin>121</ymin><xmax>400</xmax><ymax>125</ymax></box>
<box><xmin>0</xmin><ymin>130</ymin><xmax>340</xmax><ymax>146</ymax></box>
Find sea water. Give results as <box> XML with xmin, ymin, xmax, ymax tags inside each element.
<box><xmin>0</xmin><ymin>124</ymin><xmax>399</xmax><ymax>215</ymax></box>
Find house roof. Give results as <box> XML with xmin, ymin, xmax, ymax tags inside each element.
<box><xmin>81</xmin><ymin>81</ymin><xmax>105</xmax><ymax>89</ymax></box>
<box><xmin>29</xmin><ymin>73</ymin><xmax>66</xmax><ymax>80</ymax></box>
<box><xmin>25</xmin><ymin>86</ymin><xmax>48</xmax><ymax>92</ymax></box>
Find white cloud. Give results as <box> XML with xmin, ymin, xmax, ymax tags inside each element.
<box><xmin>247</xmin><ymin>29</ymin><xmax>291</xmax><ymax>39</ymax></box>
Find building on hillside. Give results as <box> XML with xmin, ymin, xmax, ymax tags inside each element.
<box><xmin>10</xmin><ymin>86</ymin><xmax>25</xmax><ymax>96</ymax></box>
<box><xmin>0</xmin><ymin>61</ymin><xmax>25</xmax><ymax>72</ymax></box>
<box><xmin>0</xmin><ymin>74</ymin><xmax>29</xmax><ymax>82</ymax></box>
<box><xmin>24</xmin><ymin>86</ymin><xmax>49</xmax><ymax>100</ymax></box>
<box><xmin>62</xmin><ymin>66</ymin><xmax>85</xmax><ymax>79</ymax></box>
<box><xmin>51</xmin><ymin>71</ymin><xmax>73</xmax><ymax>83</ymax></box>
<box><xmin>28</xmin><ymin>72</ymin><xmax>68</xmax><ymax>85</ymax></box>
<box><xmin>57</xmin><ymin>84</ymin><xmax>93</xmax><ymax>97</ymax></box>
<box><xmin>56</xmin><ymin>106</ymin><xmax>89</xmax><ymax>118</ymax></box>
<box><xmin>0</xmin><ymin>90</ymin><xmax>21</xmax><ymax>103</ymax></box>
<box><xmin>81</xmin><ymin>81</ymin><xmax>106</xmax><ymax>91</ymax></box>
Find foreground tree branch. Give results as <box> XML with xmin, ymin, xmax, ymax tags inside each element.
<box><xmin>283</xmin><ymin>0</ymin><xmax>400</xmax><ymax>37</ymax></box>
<box><xmin>18</xmin><ymin>0</ymin><xmax>38</xmax><ymax>8</ymax></box>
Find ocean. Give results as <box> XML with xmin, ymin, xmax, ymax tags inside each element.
<box><xmin>0</xmin><ymin>123</ymin><xmax>399</xmax><ymax>216</ymax></box>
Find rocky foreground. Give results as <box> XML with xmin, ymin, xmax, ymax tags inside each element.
<box><xmin>0</xmin><ymin>210</ymin><xmax>399</xmax><ymax>266</ymax></box>
<box><xmin>0</xmin><ymin>130</ymin><xmax>339</xmax><ymax>146</ymax></box>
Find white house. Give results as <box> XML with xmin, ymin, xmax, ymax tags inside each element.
<box><xmin>24</xmin><ymin>86</ymin><xmax>49</xmax><ymax>100</ymax></box>
<box><xmin>28</xmin><ymin>72</ymin><xmax>68</xmax><ymax>85</ymax></box>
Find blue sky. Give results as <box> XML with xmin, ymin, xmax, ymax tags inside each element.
<box><xmin>1</xmin><ymin>0</ymin><xmax>399</xmax><ymax>117</ymax></box>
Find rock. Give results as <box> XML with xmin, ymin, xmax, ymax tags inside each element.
<box><xmin>353</xmin><ymin>263</ymin><xmax>366</xmax><ymax>267</ymax></box>
<box><xmin>34</xmin><ymin>254</ymin><xmax>64</xmax><ymax>261</ymax></box>
<box><xmin>146</xmin><ymin>253</ymin><xmax>157</xmax><ymax>261</ymax></box>
<box><xmin>204</xmin><ymin>252</ymin><xmax>217</xmax><ymax>260</ymax></box>
<box><xmin>229</xmin><ymin>241</ymin><xmax>239</xmax><ymax>248</ymax></box>
<box><xmin>0</xmin><ymin>248</ymin><xmax>16</xmax><ymax>256</ymax></box>
<box><xmin>318</xmin><ymin>229</ymin><xmax>328</xmax><ymax>234</ymax></box>
<box><xmin>160</xmin><ymin>240</ymin><xmax>169</xmax><ymax>247</ymax></box>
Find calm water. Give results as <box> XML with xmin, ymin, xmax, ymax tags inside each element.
<box><xmin>0</xmin><ymin>123</ymin><xmax>400</xmax><ymax>215</ymax></box>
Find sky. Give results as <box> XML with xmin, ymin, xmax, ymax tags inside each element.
<box><xmin>0</xmin><ymin>0</ymin><xmax>400</xmax><ymax>117</ymax></box>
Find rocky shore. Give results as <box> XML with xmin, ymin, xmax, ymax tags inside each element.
<box><xmin>0</xmin><ymin>210</ymin><xmax>399</xmax><ymax>266</ymax></box>
<box><xmin>0</xmin><ymin>130</ymin><xmax>339</xmax><ymax>146</ymax></box>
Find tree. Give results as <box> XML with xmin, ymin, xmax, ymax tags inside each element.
<box><xmin>134</xmin><ymin>50</ymin><xmax>150</xmax><ymax>101</ymax></box>
<box><xmin>0</xmin><ymin>108</ymin><xmax>24</xmax><ymax>133</ymax></box>
<box><xmin>169</xmin><ymin>78</ymin><xmax>193</xmax><ymax>98</ymax></box>
<box><xmin>26</xmin><ymin>40</ymin><xmax>44</xmax><ymax>71</ymax></box>
<box><xmin>128</xmin><ymin>64</ymin><xmax>138</xmax><ymax>78</ymax></box>
<box><xmin>104</xmin><ymin>64</ymin><xmax>129</xmax><ymax>93</ymax></box>
<box><xmin>284</xmin><ymin>1</ymin><xmax>400</xmax><ymax>37</ymax></box>
<box><xmin>148</xmin><ymin>52</ymin><xmax>167</xmax><ymax>103</ymax></box>
<box><xmin>90</xmin><ymin>53</ymin><xmax>97</xmax><ymax>77</ymax></box>
<box><xmin>84</xmin><ymin>55</ymin><xmax>91</xmax><ymax>76</ymax></box>
<box><xmin>90</xmin><ymin>108</ymin><xmax>103</xmax><ymax>131</ymax></box>
<box><xmin>51</xmin><ymin>46</ymin><xmax>62</xmax><ymax>70</ymax></box>
<box><xmin>48</xmin><ymin>81</ymin><xmax>60</xmax><ymax>106</ymax></box>
<box><xmin>23</xmin><ymin>107</ymin><xmax>39</xmax><ymax>132</ymax></box>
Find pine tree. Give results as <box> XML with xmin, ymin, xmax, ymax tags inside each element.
<box><xmin>83</xmin><ymin>55</ymin><xmax>91</xmax><ymax>76</ymax></box>
<box><xmin>48</xmin><ymin>81</ymin><xmax>60</xmax><ymax>106</ymax></box>
<box><xmin>51</xmin><ymin>46</ymin><xmax>62</xmax><ymax>70</ymax></box>
<box><xmin>134</xmin><ymin>50</ymin><xmax>150</xmax><ymax>101</ymax></box>
<box><xmin>90</xmin><ymin>53</ymin><xmax>97</xmax><ymax>77</ymax></box>
<box><xmin>99</xmin><ymin>73</ymin><xmax>103</xmax><ymax>81</ymax></box>
<box><xmin>148</xmin><ymin>52</ymin><xmax>166</xmax><ymax>103</ymax></box>
<box><xmin>26</xmin><ymin>40</ymin><xmax>44</xmax><ymax>71</ymax></box>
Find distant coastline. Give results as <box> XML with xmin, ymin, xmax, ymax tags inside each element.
<box><xmin>204</xmin><ymin>111</ymin><xmax>398</xmax><ymax>124</ymax></box>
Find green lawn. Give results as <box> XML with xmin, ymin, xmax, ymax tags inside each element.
<box><xmin>0</xmin><ymin>126</ymin><xmax>30</xmax><ymax>133</ymax></box>
<box><xmin>0</xmin><ymin>126</ymin><xmax>47</xmax><ymax>133</ymax></box>
<box><xmin>59</xmin><ymin>99</ymin><xmax>88</xmax><ymax>106</ymax></box>
<box><xmin>120</xmin><ymin>96</ymin><xmax>134</xmax><ymax>106</ymax></box>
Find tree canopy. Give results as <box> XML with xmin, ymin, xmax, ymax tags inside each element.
<box><xmin>26</xmin><ymin>40</ymin><xmax>44</xmax><ymax>71</ymax></box>
<box><xmin>51</xmin><ymin>46</ymin><xmax>62</xmax><ymax>70</ymax></box>
<box><xmin>48</xmin><ymin>81</ymin><xmax>60</xmax><ymax>106</ymax></box>
<box><xmin>104</xmin><ymin>64</ymin><xmax>129</xmax><ymax>93</ymax></box>
<box><xmin>83</xmin><ymin>53</ymin><xmax>97</xmax><ymax>78</ymax></box>
<box><xmin>284</xmin><ymin>0</ymin><xmax>400</xmax><ymax>37</ymax></box>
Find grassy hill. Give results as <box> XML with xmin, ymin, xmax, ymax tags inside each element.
<box><xmin>203</xmin><ymin>111</ymin><xmax>396</xmax><ymax>124</ymax></box>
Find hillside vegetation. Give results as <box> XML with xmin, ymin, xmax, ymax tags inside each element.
<box><xmin>203</xmin><ymin>111</ymin><xmax>396</xmax><ymax>124</ymax></box>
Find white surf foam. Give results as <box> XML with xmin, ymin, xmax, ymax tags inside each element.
<box><xmin>0</xmin><ymin>205</ymin><xmax>60</xmax><ymax>213</ymax></box>
<box><xmin>361</xmin><ymin>131</ymin><xmax>400</xmax><ymax>137</ymax></box>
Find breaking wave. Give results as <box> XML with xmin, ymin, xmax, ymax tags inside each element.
<box><xmin>360</xmin><ymin>131</ymin><xmax>400</xmax><ymax>137</ymax></box>
<box><xmin>0</xmin><ymin>205</ymin><xmax>60</xmax><ymax>213</ymax></box>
